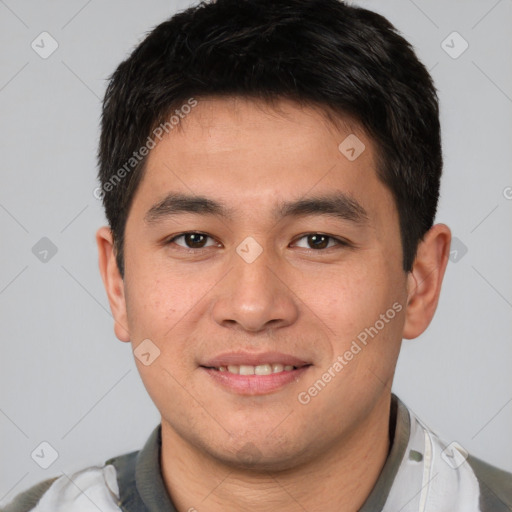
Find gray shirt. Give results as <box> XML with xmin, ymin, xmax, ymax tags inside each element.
<box><xmin>3</xmin><ymin>395</ymin><xmax>511</xmax><ymax>511</ymax></box>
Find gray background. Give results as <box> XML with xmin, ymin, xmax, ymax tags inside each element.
<box><xmin>1</xmin><ymin>0</ymin><xmax>511</xmax><ymax>504</ymax></box>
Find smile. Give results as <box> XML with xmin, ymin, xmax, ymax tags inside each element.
<box><xmin>200</xmin><ymin>364</ymin><xmax>312</xmax><ymax>395</ymax></box>
<box><xmin>205</xmin><ymin>363</ymin><xmax>306</xmax><ymax>375</ymax></box>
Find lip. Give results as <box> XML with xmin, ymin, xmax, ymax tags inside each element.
<box><xmin>200</xmin><ymin>351</ymin><xmax>310</xmax><ymax>368</ymax></box>
<box><xmin>201</xmin><ymin>365</ymin><xmax>311</xmax><ymax>395</ymax></box>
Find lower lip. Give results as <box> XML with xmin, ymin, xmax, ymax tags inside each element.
<box><xmin>200</xmin><ymin>366</ymin><xmax>311</xmax><ymax>395</ymax></box>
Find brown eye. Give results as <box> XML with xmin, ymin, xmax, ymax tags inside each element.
<box><xmin>184</xmin><ymin>233</ymin><xmax>207</xmax><ymax>248</ymax></box>
<box><xmin>293</xmin><ymin>233</ymin><xmax>346</xmax><ymax>250</ymax></box>
<box><xmin>168</xmin><ymin>232</ymin><xmax>217</xmax><ymax>249</ymax></box>
<box><xmin>307</xmin><ymin>234</ymin><xmax>330</xmax><ymax>249</ymax></box>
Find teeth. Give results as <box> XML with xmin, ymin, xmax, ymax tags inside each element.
<box><xmin>216</xmin><ymin>363</ymin><xmax>298</xmax><ymax>375</ymax></box>
<box><xmin>239</xmin><ymin>365</ymin><xmax>254</xmax><ymax>376</ymax></box>
<box><xmin>255</xmin><ymin>364</ymin><xmax>272</xmax><ymax>375</ymax></box>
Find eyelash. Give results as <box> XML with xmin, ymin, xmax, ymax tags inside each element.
<box><xmin>164</xmin><ymin>232</ymin><xmax>351</xmax><ymax>252</ymax></box>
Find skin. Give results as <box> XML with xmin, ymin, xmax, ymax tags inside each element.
<box><xmin>97</xmin><ymin>96</ymin><xmax>451</xmax><ymax>511</ymax></box>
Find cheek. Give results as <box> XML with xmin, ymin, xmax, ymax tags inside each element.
<box><xmin>319</xmin><ymin>256</ymin><xmax>405</xmax><ymax>353</ymax></box>
<box><xmin>125</xmin><ymin>274</ymin><xmax>200</xmax><ymax>403</ymax></box>
<box><xmin>124</xmin><ymin>266</ymin><xmax>221</xmax><ymax>376</ymax></box>
<box><xmin>315</xmin><ymin>260</ymin><xmax>378</xmax><ymax>322</ymax></box>
<box><xmin>125</xmin><ymin>265</ymin><xmax>206</xmax><ymax>336</ymax></box>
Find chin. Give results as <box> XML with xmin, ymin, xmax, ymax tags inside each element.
<box><xmin>219</xmin><ymin>447</ymin><xmax>307</xmax><ymax>473</ymax></box>
<box><xmin>206</xmin><ymin>434</ymin><xmax>312</xmax><ymax>473</ymax></box>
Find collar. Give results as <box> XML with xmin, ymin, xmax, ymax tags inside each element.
<box><xmin>359</xmin><ymin>394</ymin><xmax>411</xmax><ymax>510</ymax></box>
<box><xmin>119</xmin><ymin>394</ymin><xmax>411</xmax><ymax>511</ymax></box>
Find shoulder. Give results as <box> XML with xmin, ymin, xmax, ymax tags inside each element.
<box><xmin>1</xmin><ymin>478</ymin><xmax>58</xmax><ymax>512</ymax></box>
<box><xmin>394</xmin><ymin>396</ymin><xmax>512</xmax><ymax>512</ymax></box>
<box><xmin>466</xmin><ymin>455</ymin><xmax>512</xmax><ymax>511</ymax></box>
<box><xmin>1</xmin><ymin>428</ymin><xmax>159</xmax><ymax>512</ymax></box>
<box><xmin>0</xmin><ymin>462</ymin><xmax>124</xmax><ymax>512</ymax></box>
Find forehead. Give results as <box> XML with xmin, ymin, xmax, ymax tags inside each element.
<box><xmin>132</xmin><ymin>96</ymin><xmax>396</xmax><ymax>228</ymax></box>
<box><xmin>166</xmin><ymin>96</ymin><xmax>362</xmax><ymax>163</ymax></box>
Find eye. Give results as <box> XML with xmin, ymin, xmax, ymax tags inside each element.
<box><xmin>292</xmin><ymin>233</ymin><xmax>348</xmax><ymax>250</ymax></box>
<box><xmin>167</xmin><ymin>232</ymin><xmax>220</xmax><ymax>250</ymax></box>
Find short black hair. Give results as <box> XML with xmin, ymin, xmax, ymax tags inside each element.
<box><xmin>98</xmin><ymin>0</ymin><xmax>442</xmax><ymax>277</ymax></box>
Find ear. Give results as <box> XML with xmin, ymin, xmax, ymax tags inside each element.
<box><xmin>403</xmin><ymin>223</ymin><xmax>451</xmax><ymax>340</ymax></box>
<box><xmin>96</xmin><ymin>226</ymin><xmax>130</xmax><ymax>342</ymax></box>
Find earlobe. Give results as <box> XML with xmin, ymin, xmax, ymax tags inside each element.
<box><xmin>402</xmin><ymin>223</ymin><xmax>451</xmax><ymax>340</ymax></box>
<box><xmin>96</xmin><ymin>226</ymin><xmax>131</xmax><ymax>343</ymax></box>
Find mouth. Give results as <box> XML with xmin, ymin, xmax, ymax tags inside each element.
<box><xmin>198</xmin><ymin>351</ymin><xmax>313</xmax><ymax>395</ymax></box>
<box><xmin>199</xmin><ymin>359</ymin><xmax>312</xmax><ymax>395</ymax></box>
<box><xmin>201</xmin><ymin>363</ymin><xmax>311</xmax><ymax>375</ymax></box>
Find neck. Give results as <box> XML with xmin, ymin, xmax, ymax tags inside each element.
<box><xmin>160</xmin><ymin>394</ymin><xmax>392</xmax><ymax>512</ymax></box>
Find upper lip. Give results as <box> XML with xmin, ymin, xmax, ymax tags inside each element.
<box><xmin>200</xmin><ymin>351</ymin><xmax>311</xmax><ymax>368</ymax></box>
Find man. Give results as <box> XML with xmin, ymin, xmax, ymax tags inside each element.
<box><xmin>3</xmin><ymin>0</ymin><xmax>511</xmax><ymax>511</ymax></box>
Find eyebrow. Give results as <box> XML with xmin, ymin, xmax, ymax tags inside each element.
<box><xmin>144</xmin><ymin>191</ymin><xmax>368</xmax><ymax>225</ymax></box>
<box><xmin>278</xmin><ymin>193</ymin><xmax>368</xmax><ymax>224</ymax></box>
<box><xmin>144</xmin><ymin>193</ymin><xmax>235</xmax><ymax>223</ymax></box>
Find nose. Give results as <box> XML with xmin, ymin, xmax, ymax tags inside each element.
<box><xmin>211</xmin><ymin>242</ymin><xmax>300</xmax><ymax>333</ymax></box>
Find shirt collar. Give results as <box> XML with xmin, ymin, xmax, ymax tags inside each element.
<box><xmin>134</xmin><ymin>425</ymin><xmax>177</xmax><ymax>512</ymax></box>
<box><xmin>359</xmin><ymin>394</ymin><xmax>411</xmax><ymax>511</ymax></box>
<box><xmin>134</xmin><ymin>394</ymin><xmax>410</xmax><ymax>512</ymax></box>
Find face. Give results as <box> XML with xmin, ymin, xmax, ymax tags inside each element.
<box><xmin>105</xmin><ymin>97</ymin><xmax>413</xmax><ymax>470</ymax></box>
